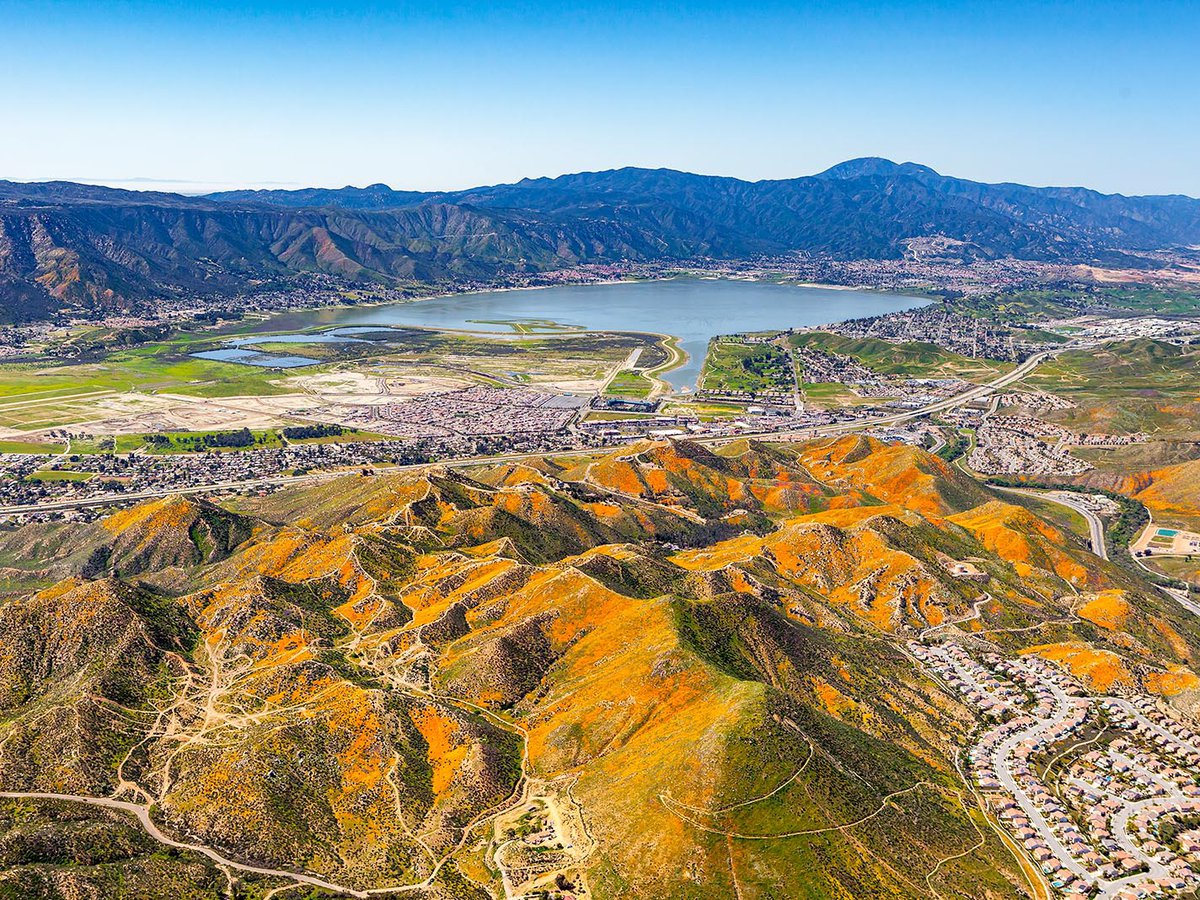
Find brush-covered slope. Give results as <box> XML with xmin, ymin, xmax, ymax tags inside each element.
<box><xmin>1114</xmin><ymin>456</ymin><xmax>1200</xmax><ymax>531</ymax></box>
<box><xmin>2</xmin><ymin>437</ymin><xmax>1199</xmax><ymax>898</ymax></box>
<box><xmin>0</xmin><ymin>496</ymin><xmax>257</xmax><ymax>596</ymax></box>
<box><xmin>6</xmin><ymin>158</ymin><xmax>1200</xmax><ymax>317</ymax></box>
<box><xmin>100</xmin><ymin>496</ymin><xmax>257</xmax><ymax>575</ymax></box>
<box><xmin>0</xmin><ymin>577</ymin><xmax>195</xmax><ymax>793</ymax></box>
<box><xmin>0</xmin><ymin>797</ymin><xmax>228</xmax><ymax>899</ymax></box>
<box><xmin>792</xmin><ymin>434</ymin><xmax>992</xmax><ymax>517</ymax></box>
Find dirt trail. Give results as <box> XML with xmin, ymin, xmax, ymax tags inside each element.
<box><xmin>661</xmin><ymin>780</ymin><xmax>937</xmax><ymax>840</ymax></box>
<box><xmin>0</xmin><ymin>790</ymin><xmax>371</xmax><ymax>898</ymax></box>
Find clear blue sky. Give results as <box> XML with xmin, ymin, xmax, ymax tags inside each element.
<box><xmin>2</xmin><ymin>0</ymin><xmax>1197</xmax><ymax>196</ymax></box>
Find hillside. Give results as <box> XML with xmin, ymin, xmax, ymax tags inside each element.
<box><xmin>4</xmin><ymin>158</ymin><xmax>1200</xmax><ymax>319</ymax></box>
<box><xmin>212</xmin><ymin>159</ymin><xmax>1200</xmax><ymax>254</ymax></box>
<box><xmin>2</xmin><ymin>436</ymin><xmax>1197</xmax><ymax>897</ymax></box>
<box><xmin>1025</xmin><ymin>338</ymin><xmax>1200</xmax><ymax>438</ymax></box>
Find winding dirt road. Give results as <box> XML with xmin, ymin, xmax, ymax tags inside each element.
<box><xmin>0</xmin><ymin>791</ymin><xmax>370</xmax><ymax>897</ymax></box>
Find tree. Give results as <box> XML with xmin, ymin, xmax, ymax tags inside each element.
<box><xmin>82</xmin><ymin>546</ymin><xmax>112</xmax><ymax>579</ymax></box>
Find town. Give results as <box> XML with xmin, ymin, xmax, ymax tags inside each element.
<box><xmin>0</xmin><ymin>296</ymin><xmax>1179</xmax><ymax>522</ymax></box>
<box><xmin>912</xmin><ymin>641</ymin><xmax>1200</xmax><ymax>899</ymax></box>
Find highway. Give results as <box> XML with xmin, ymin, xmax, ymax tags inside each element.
<box><xmin>696</xmin><ymin>348</ymin><xmax>1055</xmax><ymax>446</ymax></box>
<box><xmin>0</xmin><ymin>349</ymin><xmax>1058</xmax><ymax>517</ymax></box>
<box><xmin>996</xmin><ymin>486</ymin><xmax>1108</xmax><ymax>559</ymax></box>
<box><xmin>925</xmin><ymin>429</ymin><xmax>948</xmax><ymax>456</ymax></box>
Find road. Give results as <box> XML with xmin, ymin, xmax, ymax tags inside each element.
<box><xmin>0</xmin><ymin>349</ymin><xmax>1057</xmax><ymax>517</ymax></box>
<box><xmin>702</xmin><ymin>348</ymin><xmax>1055</xmax><ymax>446</ymax></box>
<box><xmin>926</xmin><ymin>429</ymin><xmax>948</xmax><ymax>456</ymax></box>
<box><xmin>988</xmin><ymin>681</ymin><xmax>1091</xmax><ymax>881</ymax></box>
<box><xmin>997</xmin><ymin>487</ymin><xmax>1108</xmax><ymax>559</ymax></box>
<box><xmin>0</xmin><ymin>791</ymin><xmax>372</xmax><ymax>898</ymax></box>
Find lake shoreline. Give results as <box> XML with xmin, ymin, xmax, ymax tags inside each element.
<box><xmin>212</xmin><ymin>278</ymin><xmax>928</xmax><ymax>390</ymax></box>
<box><xmin>239</xmin><ymin>272</ymin><xmax>892</xmax><ymax>335</ymax></box>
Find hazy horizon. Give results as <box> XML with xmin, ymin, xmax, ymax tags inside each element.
<box><xmin>7</xmin><ymin>156</ymin><xmax>1200</xmax><ymax>201</ymax></box>
<box><xmin>3</xmin><ymin>0</ymin><xmax>1199</xmax><ymax>196</ymax></box>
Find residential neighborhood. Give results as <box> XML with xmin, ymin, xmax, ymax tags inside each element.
<box><xmin>912</xmin><ymin>642</ymin><xmax>1200</xmax><ymax>899</ymax></box>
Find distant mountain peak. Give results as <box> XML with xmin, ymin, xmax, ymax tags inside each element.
<box><xmin>816</xmin><ymin>157</ymin><xmax>941</xmax><ymax>180</ymax></box>
<box><xmin>4</xmin><ymin>159</ymin><xmax>1200</xmax><ymax>319</ymax></box>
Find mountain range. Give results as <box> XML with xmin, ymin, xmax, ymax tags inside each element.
<box><xmin>2</xmin><ymin>158</ymin><xmax>1200</xmax><ymax>321</ymax></box>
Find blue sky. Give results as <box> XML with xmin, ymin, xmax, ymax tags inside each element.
<box><xmin>2</xmin><ymin>0</ymin><xmax>1197</xmax><ymax>195</ymax></box>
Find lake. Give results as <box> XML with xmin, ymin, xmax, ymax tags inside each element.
<box><xmin>223</xmin><ymin>278</ymin><xmax>927</xmax><ymax>389</ymax></box>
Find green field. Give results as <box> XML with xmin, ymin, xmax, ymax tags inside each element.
<box><xmin>943</xmin><ymin>285</ymin><xmax>1200</xmax><ymax>322</ymax></box>
<box><xmin>25</xmin><ymin>469</ymin><xmax>94</xmax><ymax>483</ymax></box>
<box><xmin>1026</xmin><ymin>338</ymin><xmax>1200</xmax><ymax>437</ymax></box>
<box><xmin>605</xmin><ymin>370</ymin><xmax>655</xmax><ymax>399</ymax></box>
<box><xmin>0</xmin><ymin>439</ymin><xmax>66</xmax><ymax>454</ymax></box>
<box><xmin>1073</xmin><ymin>285</ymin><xmax>1200</xmax><ymax>316</ymax></box>
<box><xmin>788</xmin><ymin>332</ymin><xmax>1012</xmax><ymax>382</ymax></box>
<box><xmin>141</xmin><ymin>428</ymin><xmax>284</xmax><ymax>453</ymax></box>
<box><xmin>48</xmin><ymin>430</ymin><xmax>282</xmax><ymax>456</ymax></box>
<box><xmin>700</xmin><ymin>340</ymin><xmax>793</xmax><ymax>394</ymax></box>
<box><xmin>662</xmin><ymin>401</ymin><xmax>748</xmax><ymax>420</ymax></box>
<box><xmin>583</xmin><ymin>410</ymin><xmax>656</xmax><ymax>422</ymax></box>
<box><xmin>947</xmin><ymin>291</ymin><xmax>1088</xmax><ymax>323</ymax></box>
<box><xmin>286</xmin><ymin>428</ymin><xmax>393</xmax><ymax>445</ymax></box>
<box><xmin>63</xmin><ymin>426</ymin><xmax>391</xmax><ymax>456</ymax></box>
<box><xmin>0</xmin><ymin>349</ymin><xmax>297</xmax><ymax>408</ymax></box>
<box><xmin>800</xmin><ymin>382</ymin><xmax>878</xmax><ymax>407</ymax></box>
<box><xmin>1144</xmin><ymin>555</ymin><xmax>1200</xmax><ymax>586</ymax></box>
